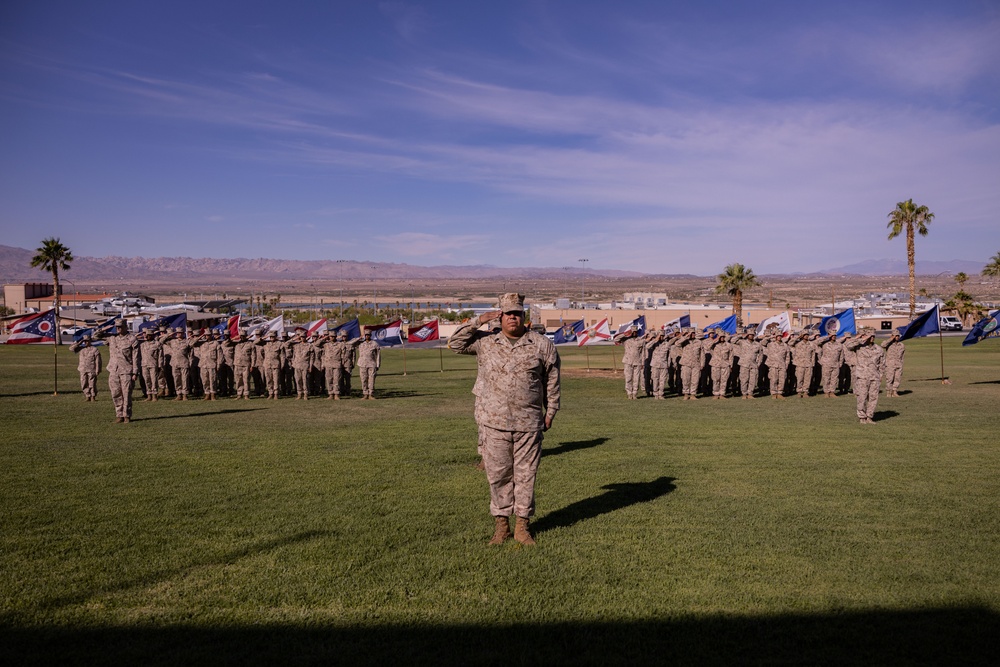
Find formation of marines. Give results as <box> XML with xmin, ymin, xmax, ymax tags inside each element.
<box><xmin>72</xmin><ymin>320</ymin><xmax>386</xmax><ymax>422</ymax></box>
<box><xmin>615</xmin><ymin>326</ymin><xmax>906</xmax><ymax>423</ymax></box>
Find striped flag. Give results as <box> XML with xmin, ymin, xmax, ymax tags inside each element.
<box><xmin>4</xmin><ymin>309</ymin><xmax>57</xmax><ymax>344</ymax></box>
<box><xmin>578</xmin><ymin>318</ymin><xmax>611</xmax><ymax>346</ymax></box>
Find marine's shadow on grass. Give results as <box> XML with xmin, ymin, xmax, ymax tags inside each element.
<box><xmin>542</xmin><ymin>437</ymin><xmax>608</xmax><ymax>458</ymax></box>
<box><xmin>873</xmin><ymin>410</ymin><xmax>900</xmax><ymax>422</ymax></box>
<box><xmin>532</xmin><ymin>476</ymin><xmax>676</xmax><ymax>534</ymax></box>
<box><xmin>372</xmin><ymin>389</ymin><xmax>439</xmax><ymax>399</ymax></box>
<box><xmin>19</xmin><ymin>530</ymin><xmax>332</xmax><ymax>616</ymax></box>
<box><xmin>970</xmin><ymin>380</ymin><xmax>1000</xmax><ymax>385</ymax></box>
<box><xmin>138</xmin><ymin>408</ymin><xmax>267</xmax><ymax>421</ymax></box>
<box><xmin>3</xmin><ymin>607</ymin><xmax>996</xmax><ymax>666</ymax></box>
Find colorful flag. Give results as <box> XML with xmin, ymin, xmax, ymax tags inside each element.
<box><xmin>306</xmin><ymin>318</ymin><xmax>328</xmax><ymax>337</ymax></box>
<box><xmin>703</xmin><ymin>314</ymin><xmax>738</xmax><ymax>335</ymax></box>
<box><xmin>578</xmin><ymin>318</ymin><xmax>612</xmax><ymax>346</ymax></box>
<box><xmin>73</xmin><ymin>316</ymin><xmax>117</xmax><ymax>344</ymax></box>
<box><xmin>897</xmin><ymin>305</ymin><xmax>940</xmax><ymax>341</ymax></box>
<box><xmin>247</xmin><ymin>315</ymin><xmax>284</xmax><ymax>337</ymax></box>
<box><xmin>4</xmin><ymin>309</ymin><xmax>57</xmax><ymax>344</ymax></box>
<box><xmin>615</xmin><ymin>315</ymin><xmax>646</xmax><ymax>338</ymax></box>
<box><xmin>962</xmin><ymin>310</ymin><xmax>1000</xmax><ymax>347</ymax></box>
<box><xmin>331</xmin><ymin>318</ymin><xmax>362</xmax><ymax>340</ymax></box>
<box><xmin>756</xmin><ymin>311</ymin><xmax>791</xmax><ymax>338</ymax></box>
<box><xmin>366</xmin><ymin>319</ymin><xmax>403</xmax><ymax>346</ymax></box>
<box><xmin>552</xmin><ymin>319</ymin><xmax>584</xmax><ymax>344</ymax></box>
<box><xmin>817</xmin><ymin>309</ymin><xmax>857</xmax><ymax>337</ymax></box>
<box><xmin>407</xmin><ymin>320</ymin><xmax>440</xmax><ymax>343</ymax></box>
<box><xmin>138</xmin><ymin>312</ymin><xmax>188</xmax><ymax>336</ymax></box>
<box><xmin>661</xmin><ymin>315</ymin><xmax>691</xmax><ymax>333</ymax></box>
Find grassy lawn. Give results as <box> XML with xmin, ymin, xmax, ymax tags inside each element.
<box><xmin>2</xmin><ymin>338</ymin><xmax>999</xmax><ymax>664</ymax></box>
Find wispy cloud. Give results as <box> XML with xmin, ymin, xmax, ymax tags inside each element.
<box><xmin>374</xmin><ymin>232</ymin><xmax>490</xmax><ymax>259</ymax></box>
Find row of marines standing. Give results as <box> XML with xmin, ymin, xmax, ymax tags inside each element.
<box><xmin>71</xmin><ymin>320</ymin><xmax>383</xmax><ymax>422</ymax></box>
<box><xmin>619</xmin><ymin>327</ymin><xmax>905</xmax><ymax>422</ymax></box>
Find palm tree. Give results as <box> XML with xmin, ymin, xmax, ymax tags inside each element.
<box><xmin>715</xmin><ymin>263</ymin><xmax>761</xmax><ymax>327</ymax></box>
<box><xmin>30</xmin><ymin>237</ymin><xmax>74</xmax><ymax>345</ymax></box>
<box><xmin>954</xmin><ymin>272</ymin><xmax>968</xmax><ymax>288</ymax></box>
<box><xmin>983</xmin><ymin>251</ymin><xmax>1000</xmax><ymax>283</ymax></box>
<box><xmin>886</xmin><ymin>199</ymin><xmax>935</xmax><ymax>318</ymax></box>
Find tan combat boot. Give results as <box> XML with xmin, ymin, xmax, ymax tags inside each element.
<box><xmin>488</xmin><ymin>516</ymin><xmax>511</xmax><ymax>546</ymax></box>
<box><xmin>514</xmin><ymin>516</ymin><xmax>536</xmax><ymax>546</ymax></box>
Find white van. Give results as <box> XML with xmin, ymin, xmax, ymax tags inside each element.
<box><xmin>940</xmin><ymin>316</ymin><xmax>963</xmax><ymax>331</ymax></box>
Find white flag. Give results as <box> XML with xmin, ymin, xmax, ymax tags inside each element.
<box><xmin>756</xmin><ymin>311</ymin><xmax>791</xmax><ymax>338</ymax></box>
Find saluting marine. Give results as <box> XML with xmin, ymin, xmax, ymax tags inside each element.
<box><xmin>70</xmin><ymin>334</ymin><xmax>103</xmax><ymax>402</ymax></box>
<box><xmin>96</xmin><ymin>319</ymin><xmax>140</xmax><ymax>423</ymax></box>
<box><xmin>356</xmin><ymin>331</ymin><xmax>382</xmax><ymax>400</ymax></box>
<box><xmin>846</xmin><ymin>330</ymin><xmax>885</xmax><ymax>424</ymax></box>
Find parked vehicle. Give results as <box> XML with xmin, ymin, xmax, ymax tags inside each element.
<box><xmin>940</xmin><ymin>316</ymin><xmax>963</xmax><ymax>331</ymax></box>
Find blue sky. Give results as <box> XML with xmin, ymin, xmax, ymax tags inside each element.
<box><xmin>1</xmin><ymin>0</ymin><xmax>998</xmax><ymax>274</ymax></box>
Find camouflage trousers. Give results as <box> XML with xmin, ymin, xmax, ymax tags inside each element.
<box><xmin>680</xmin><ymin>365</ymin><xmax>700</xmax><ymax>396</ymax></box>
<box><xmin>233</xmin><ymin>365</ymin><xmax>251</xmax><ymax>397</ymax></box>
<box><xmin>884</xmin><ymin>365</ymin><xmax>903</xmax><ymax>394</ymax></box>
<box><xmin>650</xmin><ymin>367</ymin><xmax>668</xmax><ymax>397</ymax></box>
<box><xmin>172</xmin><ymin>365</ymin><xmax>191</xmax><ymax>396</ymax></box>
<box><xmin>767</xmin><ymin>366</ymin><xmax>786</xmax><ymax>396</ymax></box>
<box><xmin>794</xmin><ymin>365</ymin><xmax>813</xmax><ymax>395</ymax></box>
<box><xmin>108</xmin><ymin>373</ymin><xmax>134</xmax><ymax>419</ymax></box>
<box><xmin>140</xmin><ymin>366</ymin><xmax>159</xmax><ymax>397</ymax></box>
<box><xmin>855</xmin><ymin>376</ymin><xmax>880</xmax><ymax>420</ymax></box>
<box><xmin>359</xmin><ymin>366</ymin><xmax>377</xmax><ymax>396</ymax></box>
<box><xmin>80</xmin><ymin>371</ymin><xmax>98</xmax><ymax>399</ymax></box>
<box><xmin>293</xmin><ymin>367</ymin><xmax>310</xmax><ymax>396</ymax></box>
<box><xmin>200</xmin><ymin>366</ymin><xmax>217</xmax><ymax>395</ymax></box>
<box><xmin>624</xmin><ymin>364</ymin><xmax>642</xmax><ymax>398</ymax></box>
<box><xmin>263</xmin><ymin>366</ymin><xmax>281</xmax><ymax>396</ymax></box>
<box><xmin>711</xmin><ymin>366</ymin><xmax>731</xmax><ymax>396</ymax></box>
<box><xmin>324</xmin><ymin>367</ymin><xmax>343</xmax><ymax>396</ymax></box>
<box><xmin>480</xmin><ymin>425</ymin><xmax>543</xmax><ymax>519</ymax></box>
<box><xmin>820</xmin><ymin>364</ymin><xmax>839</xmax><ymax>394</ymax></box>
<box><xmin>739</xmin><ymin>365</ymin><xmax>758</xmax><ymax>396</ymax></box>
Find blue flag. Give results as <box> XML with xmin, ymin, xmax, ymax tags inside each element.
<box><xmin>553</xmin><ymin>319</ymin><xmax>585</xmax><ymax>344</ymax></box>
<box><xmin>332</xmin><ymin>318</ymin><xmax>362</xmax><ymax>340</ymax></box>
<box><xmin>72</xmin><ymin>317</ymin><xmax>117</xmax><ymax>345</ymax></box>
<box><xmin>661</xmin><ymin>314</ymin><xmax>691</xmax><ymax>334</ymax></box>
<box><xmin>962</xmin><ymin>310</ymin><xmax>1000</xmax><ymax>347</ymax></box>
<box><xmin>703</xmin><ymin>314</ymin><xmax>737</xmax><ymax>335</ymax></box>
<box><xmin>138</xmin><ymin>313</ymin><xmax>188</xmax><ymax>336</ymax></box>
<box><xmin>817</xmin><ymin>309</ymin><xmax>857</xmax><ymax>337</ymax></box>
<box><xmin>897</xmin><ymin>305</ymin><xmax>940</xmax><ymax>341</ymax></box>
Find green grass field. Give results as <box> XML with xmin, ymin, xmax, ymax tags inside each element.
<box><xmin>2</xmin><ymin>339</ymin><xmax>999</xmax><ymax>665</ymax></box>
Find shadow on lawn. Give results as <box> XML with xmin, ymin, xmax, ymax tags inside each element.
<box><xmin>970</xmin><ymin>380</ymin><xmax>1000</xmax><ymax>385</ymax></box>
<box><xmin>22</xmin><ymin>530</ymin><xmax>331</xmax><ymax>615</ymax></box>
<box><xmin>872</xmin><ymin>410</ymin><xmax>900</xmax><ymax>422</ymax></box>
<box><xmin>138</xmin><ymin>408</ymin><xmax>266</xmax><ymax>421</ymax></box>
<box><xmin>542</xmin><ymin>437</ymin><xmax>608</xmax><ymax>457</ymax></box>
<box><xmin>3</xmin><ymin>607</ymin><xmax>996</xmax><ymax>665</ymax></box>
<box><xmin>532</xmin><ymin>476</ymin><xmax>676</xmax><ymax>534</ymax></box>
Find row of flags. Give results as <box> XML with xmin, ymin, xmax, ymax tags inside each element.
<box><xmin>7</xmin><ymin>307</ymin><xmax>999</xmax><ymax>348</ymax></box>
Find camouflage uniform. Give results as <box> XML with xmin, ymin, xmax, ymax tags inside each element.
<box><xmin>648</xmin><ymin>334</ymin><xmax>670</xmax><ymax>399</ymax></box>
<box><xmin>708</xmin><ymin>333</ymin><xmax>734</xmax><ymax>398</ymax></box>
<box><xmin>70</xmin><ymin>337</ymin><xmax>103</xmax><ymax>401</ymax></box>
<box><xmin>99</xmin><ymin>322</ymin><xmax>139</xmax><ymax>422</ymax></box>
<box><xmin>315</xmin><ymin>334</ymin><xmax>342</xmax><ymax>399</ymax></box>
<box><xmin>678</xmin><ymin>333</ymin><xmax>705</xmax><ymax>399</ymax></box>
<box><xmin>620</xmin><ymin>332</ymin><xmax>645</xmax><ymax>399</ymax></box>
<box><xmin>881</xmin><ymin>336</ymin><xmax>905</xmax><ymax>397</ymax></box>
<box><xmin>139</xmin><ymin>333</ymin><xmax>166</xmax><ymax>400</ymax></box>
<box><xmin>764</xmin><ymin>336</ymin><xmax>790</xmax><ymax>398</ymax></box>
<box><xmin>164</xmin><ymin>330</ymin><xmax>194</xmax><ymax>399</ymax></box>
<box><xmin>817</xmin><ymin>335</ymin><xmax>845</xmax><ymax>396</ymax></box>
<box><xmin>339</xmin><ymin>336</ymin><xmax>359</xmax><ymax>396</ymax></box>
<box><xmin>257</xmin><ymin>334</ymin><xmax>287</xmax><ymax>399</ymax></box>
<box><xmin>736</xmin><ymin>334</ymin><xmax>763</xmax><ymax>399</ymax></box>
<box><xmin>841</xmin><ymin>333</ymin><xmax>857</xmax><ymax>394</ymax></box>
<box><xmin>287</xmin><ymin>334</ymin><xmax>316</xmax><ymax>399</ymax></box>
<box><xmin>356</xmin><ymin>335</ymin><xmax>381</xmax><ymax>399</ymax></box>
<box><xmin>449</xmin><ymin>293</ymin><xmax>560</xmax><ymax>536</ymax></box>
<box><xmin>228</xmin><ymin>335</ymin><xmax>256</xmax><ymax>399</ymax></box>
<box><xmin>642</xmin><ymin>332</ymin><xmax>656</xmax><ymax>396</ymax></box>
<box><xmin>193</xmin><ymin>333</ymin><xmax>222</xmax><ymax>399</ymax></box>
<box><xmin>218</xmin><ymin>335</ymin><xmax>235</xmax><ymax>396</ymax></box>
<box><xmin>847</xmin><ymin>334</ymin><xmax>885</xmax><ymax>423</ymax></box>
<box><xmin>668</xmin><ymin>334</ymin><xmax>683</xmax><ymax>394</ymax></box>
<box><xmin>790</xmin><ymin>334</ymin><xmax>818</xmax><ymax>397</ymax></box>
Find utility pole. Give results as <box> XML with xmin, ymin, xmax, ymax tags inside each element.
<box><xmin>337</xmin><ymin>260</ymin><xmax>347</xmax><ymax>318</ymax></box>
<box><xmin>579</xmin><ymin>258</ymin><xmax>589</xmax><ymax>305</ymax></box>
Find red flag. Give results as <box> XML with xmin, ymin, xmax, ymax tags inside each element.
<box><xmin>407</xmin><ymin>320</ymin><xmax>440</xmax><ymax>343</ymax></box>
<box><xmin>578</xmin><ymin>318</ymin><xmax>611</xmax><ymax>346</ymax></box>
<box><xmin>227</xmin><ymin>314</ymin><xmax>240</xmax><ymax>338</ymax></box>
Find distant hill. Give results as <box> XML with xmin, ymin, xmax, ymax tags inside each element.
<box><xmin>0</xmin><ymin>245</ymin><xmax>643</xmax><ymax>283</ymax></box>
<box><xmin>817</xmin><ymin>258</ymin><xmax>986</xmax><ymax>276</ymax></box>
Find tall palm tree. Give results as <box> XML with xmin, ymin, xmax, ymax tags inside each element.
<box><xmin>954</xmin><ymin>272</ymin><xmax>968</xmax><ymax>288</ymax></box>
<box><xmin>30</xmin><ymin>237</ymin><xmax>74</xmax><ymax>345</ymax></box>
<box><xmin>983</xmin><ymin>251</ymin><xmax>1000</xmax><ymax>283</ymax></box>
<box><xmin>715</xmin><ymin>263</ymin><xmax>761</xmax><ymax>327</ymax></box>
<box><xmin>886</xmin><ymin>199</ymin><xmax>935</xmax><ymax>318</ymax></box>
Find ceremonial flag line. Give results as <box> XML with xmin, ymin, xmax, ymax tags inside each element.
<box><xmin>4</xmin><ymin>309</ymin><xmax>57</xmax><ymax>344</ymax></box>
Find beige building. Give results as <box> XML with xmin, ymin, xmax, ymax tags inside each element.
<box><xmin>534</xmin><ymin>304</ymin><xmax>788</xmax><ymax>332</ymax></box>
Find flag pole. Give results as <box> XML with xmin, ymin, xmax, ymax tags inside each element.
<box><xmin>439</xmin><ymin>346</ymin><xmax>444</xmax><ymax>372</ymax></box>
<box><xmin>611</xmin><ymin>344</ymin><xmax>617</xmax><ymax>372</ymax></box>
<box><xmin>53</xmin><ymin>337</ymin><xmax>59</xmax><ymax>396</ymax></box>
<box><xmin>585</xmin><ymin>344</ymin><xmax>590</xmax><ymax>371</ymax></box>
<box><xmin>402</xmin><ymin>343</ymin><xmax>407</xmax><ymax>376</ymax></box>
<box><xmin>939</xmin><ymin>327</ymin><xmax>949</xmax><ymax>384</ymax></box>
